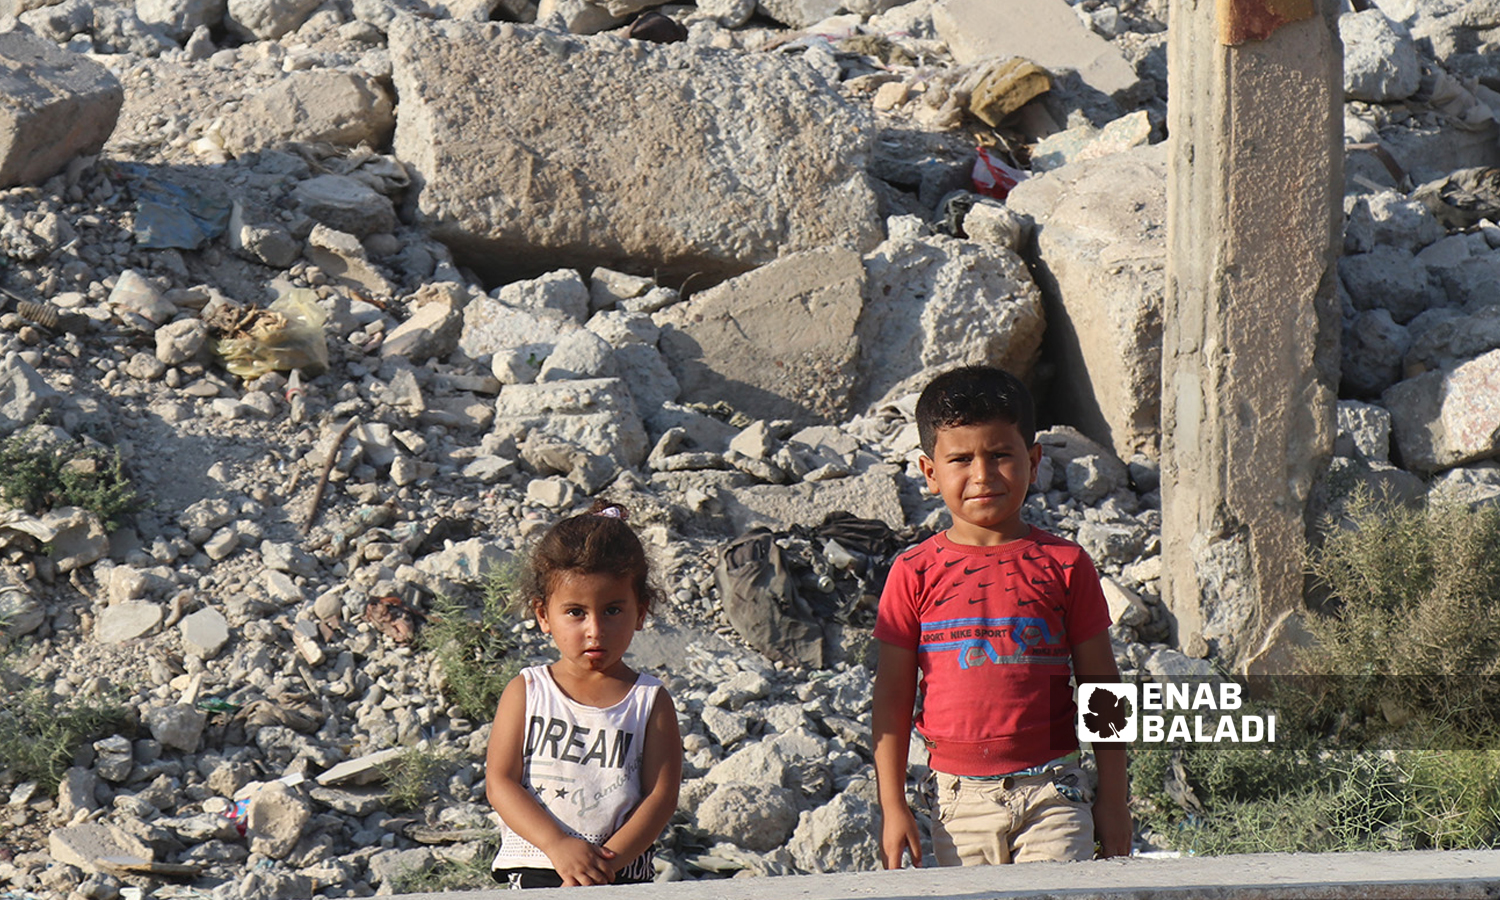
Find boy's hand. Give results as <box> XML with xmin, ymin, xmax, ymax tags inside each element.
<box><xmin>879</xmin><ymin>805</ymin><xmax>923</xmax><ymax>869</ymax></box>
<box><xmin>1092</xmin><ymin>794</ymin><xmax>1132</xmax><ymax>858</ymax></box>
<box><xmin>545</xmin><ymin>836</ymin><xmax>617</xmax><ymax>885</ymax></box>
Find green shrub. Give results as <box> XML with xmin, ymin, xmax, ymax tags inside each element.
<box><xmin>390</xmin><ymin>837</ymin><xmax>502</xmax><ymax>893</ymax></box>
<box><xmin>1129</xmin><ymin>492</ymin><xmax>1500</xmax><ymax>855</ymax></box>
<box><xmin>379</xmin><ymin>746</ymin><xmax>456</xmax><ymax>812</ymax></box>
<box><xmin>0</xmin><ymin>426</ymin><xmax>142</xmax><ymax>527</ymax></box>
<box><xmin>1304</xmin><ymin>490</ymin><xmax>1500</xmax><ymax>736</ymax></box>
<box><xmin>0</xmin><ymin>675</ymin><xmax>131</xmax><ymax>792</ymax></box>
<box><xmin>420</xmin><ymin>563</ymin><xmax>523</xmax><ymax>724</ymax></box>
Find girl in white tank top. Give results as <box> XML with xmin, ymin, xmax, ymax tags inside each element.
<box><xmin>485</xmin><ymin>502</ymin><xmax>683</xmax><ymax>889</ymax></box>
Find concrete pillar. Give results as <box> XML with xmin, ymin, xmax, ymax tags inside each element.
<box><xmin>1161</xmin><ymin>0</ymin><xmax>1343</xmax><ymax>687</ymax></box>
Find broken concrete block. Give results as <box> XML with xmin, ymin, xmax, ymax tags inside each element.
<box><xmin>245</xmin><ymin>781</ymin><xmax>310</xmax><ymax>858</ymax></box>
<box><xmin>49</xmin><ymin>824</ymin><xmax>153</xmax><ymax>875</ymax></box>
<box><xmin>1030</xmin><ymin>109</ymin><xmax>1153</xmax><ymax>173</ymax></box>
<box><xmin>0</xmin><ymin>352</ymin><xmax>62</xmax><ymax>439</ymax></box>
<box><xmin>855</xmin><ymin>230</ymin><xmax>1045</xmax><ymax>414</ymax></box>
<box><xmin>316</xmin><ymin>747</ymin><xmax>404</xmax><ymax>786</ymax></box>
<box><xmin>0</xmin><ymin>31</ymin><xmax>123</xmax><ymax>189</ymax></box>
<box><xmin>1383</xmin><ymin>348</ymin><xmax>1500</xmax><ymax>473</ymax></box>
<box><xmin>136</xmin><ymin>0</ymin><xmax>227</xmax><ymax>39</ymax></box>
<box><xmin>723</xmin><ymin>464</ymin><xmax>904</xmax><ymax>531</ymax></box>
<box><xmin>294</xmin><ymin>178</ymin><xmax>397</xmax><ymax>239</ymax></box>
<box><xmin>225</xmin><ymin>0</ymin><xmax>320</xmax><ymax>40</ymax></box>
<box><xmin>494</xmin><ymin>378</ymin><xmax>649</xmax><ymax>475</ymax></box>
<box><xmin>382</xmin><ymin>287</ymin><xmax>466</xmax><ymax>363</ymax></box>
<box><xmin>146</xmin><ymin>704</ymin><xmax>208</xmax><ymax>753</ymax></box>
<box><xmin>95</xmin><ymin>600</ymin><xmax>164</xmax><ymax>644</ymax></box>
<box><xmin>657</xmin><ymin>247</ymin><xmax>865</xmax><ymax>425</ymax></box>
<box><xmin>933</xmin><ymin>0</ymin><xmax>1138</xmax><ymax>96</ymax></box>
<box><xmin>756</xmin><ymin>0</ymin><xmax>840</xmax><ymax>28</ymax></box>
<box><xmin>221</xmin><ymin>71</ymin><xmax>394</xmax><ymax>157</ymax></box>
<box><xmin>1007</xmin><ymin>143</ymin><xmax>1165</xmax><ymax>460</ymax></box>
<box><xmin>389</xmin><ymin>17</ymin><xmax>880</xmax><ymax>286</ymax></box>
<box><xmin>179</xmin><ymin>607</ymin><xmax>230</xmax><ymax>659</ymax></box>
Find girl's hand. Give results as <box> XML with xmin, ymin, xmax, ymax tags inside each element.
<box><xmin>545</xmin><ymin>836</ymin><xmax>617</xmax><ymax>886</ymax></box>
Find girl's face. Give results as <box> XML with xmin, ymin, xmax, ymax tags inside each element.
<box><xmin>535</xmin><ymin>571</ymin><xmax>645</xmax><ymax>678</ymax></box>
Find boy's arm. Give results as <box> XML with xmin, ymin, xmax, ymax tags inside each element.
<box><xmin>872</xmin><ymin>640</ymin><xmax>922</xmax><ymax>869</ymax></box>
<box><xmin>602</xmin><ymin>689</ymin><xmax>683</xmax><ymax>872</ymax></box>
<box><xmin>485</xmin><ymin>676</ymin><xmax>617</xmax><ymax>885</ymax></box>
<box><xmin>1072</xmin><ymin>631</ymin><xmax>1132</xmax><ymax>858</ymax></box>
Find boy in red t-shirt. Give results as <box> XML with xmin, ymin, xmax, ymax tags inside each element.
<box><xmin>872</xmin><ymin>366</ymin><xmax>1130</xmax><ymax>868</ymax></box>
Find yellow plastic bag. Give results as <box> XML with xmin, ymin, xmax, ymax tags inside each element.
<box><xmin>214</xmin><ymin>289</ymin><xmax>330</xmax><ymax>379</ymax></box>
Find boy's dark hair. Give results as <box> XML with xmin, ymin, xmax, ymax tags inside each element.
<box><xmin>916</xmin><ymin>366</ymin><xmax>1036</xmax><ymax>456</ymax></box>
<box><xmin>520</xmin><ymin>499</ymin><xmax>662</xmax><ymax>616</ymax></box>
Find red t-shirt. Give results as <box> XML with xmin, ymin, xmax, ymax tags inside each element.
<box><xmin>873</xmin><ymin>527</ymin><xmax>1112</xmax><ymax>776</ymax></box>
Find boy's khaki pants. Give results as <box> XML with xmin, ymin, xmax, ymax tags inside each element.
<box><xmin>929</xmin><ymin>766</ymin><xmax>1095</xmax><ymax>865</ymax></box>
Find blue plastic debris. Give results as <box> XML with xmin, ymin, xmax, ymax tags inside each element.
<box><xmin>120</xmin><ymin>164</ymin><xmax>231</xmax><ymax>250</ymax></box>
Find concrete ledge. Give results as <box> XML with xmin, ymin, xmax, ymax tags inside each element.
<box><xmin>396</xmin><ymin>849</ymin><xmax>1500</xmax><ymax>899</ymax></box>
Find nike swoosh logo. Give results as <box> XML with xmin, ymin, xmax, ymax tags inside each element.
<box><xmin>1018</xmin><ymin>598</ymin><xmax>1037</xmax><ymax>606</ymax></box>
<box><xmin>944</xmin><ymin>559</ymin><xmax>963</xmax><ymax>567</ymax></box>
<box><xmin>963</xmin><ymin>566</ymin><xmax>987</xmax><ymax>575</ymax></box>
<box><xmin>977</xmin><ymin>582</ymin><xmax>993</xmax><ymax>589</ymax></box>
<box><xmin>934</xmin><ymin>595</ymin><xmax>958</xmax><ymax>606</ymax></box>
<box><xmin>1030</xmin><ymin>577</ymin><xmax>1051</xmax><ymax>585</ymax></box>
<box><xmin>968</xmin><ymin>596</ymin><xmax>987</xmax><ymax>604</ymax></box>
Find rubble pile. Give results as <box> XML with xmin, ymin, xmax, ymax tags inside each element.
<box><xmin>0</xmin><ymin>0</ymin><xmax>1497</xmax><ymax>896</ymax></box>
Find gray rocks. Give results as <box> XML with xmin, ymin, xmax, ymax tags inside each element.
<box><xmin>389</xmin><ymin>17</ymin><xmax>880</xmax><ymax>285</ymax></box>
<box><xmin>856</xmin><ymin>229</ymin><xmax>1045</xmax><ymax>413</ymax></box>
<box><xmin>180</xmin><ymin>606</ymin><xmax>230</xmax><ymax>658</ymax></box>
<box><xmin>494</xmin><ymin>378</ymin><xmax>649</xmax><ymax>485</ymax></box>
<box><xmin>0</xmin><ymin>30</ymin><xmax>123</xmax><ymax>189</ymax></box>
<box><xmin>657</xmin><ymin>248</ymin><xmax>865</xmax><ymax>425</ymax></box>
<box><xmin>245</xmin><ymin>781</ymin><xmax>310</xmax><ymax>858</ymax></box>
<box><xmin>1339</xmin><ymin>246</ymin><xmax>1445</xmax><ymax>324</ymax></box>
<box><xmin>1008</xmin><ymin>144</ymin><xmax>1166</xmax><ymax>460</ymax></box>
<box><xmin>1383</xmin><ymin>348</ymin><xmax>1500</xmax><ymax>472</ymax></box>
<box><xmin>293</xmin><ymin>175</ymin><xmax>398</xmax><ymax>238</ymax></box>
<box><xmin>220</xmin><ymin>71</ymin><xmax>395</xmax><ymax>157</ymax></box>
<box><xmin>932</xmin><ymin>0</ymin><xmax>1138</xmax><ymax>95</ymax></box>
<box><xmin>96</xmin><ymin>600</ymin><xmax>164</xmax><ymax>643</ymax></box>
<box><xmin>756</xmin><ymin>0</ymin><xmax>840</xmax><ymax>28</ymax></box>
<box><xmin>696</xmin><ymin>782</ymin><xmax>800</xmax><ymax>851</ymax></box>
<box><xmin>136</xmin><ymin>0</ymin><xmax>226</xmax><ymax>38</ymax></box>
<box><xmin>225</xmin><ymin>0</ymin><xmax>320</xmax><ymax>39</ymax></box>
<box><xmin>1341</xmin><ymin>9</ymin><xmax>1422</xmax><ymax>102</ymax></box>
<box><xmin>0</xmin><ymin>353</ymin><xmax>61</xmax><ymax>438</ymax></box>
<box><xmin>145</xmin><ymin>703</ymin><xmax>207</xmax><ymax>753</ymax></box>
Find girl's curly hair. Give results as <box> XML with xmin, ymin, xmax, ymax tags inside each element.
<box><xmin>518</xmin><ymin>499</ymin><xmax>663</xmax><ymax>616</ymax></box>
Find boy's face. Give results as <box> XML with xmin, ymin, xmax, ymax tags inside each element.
<box><xmin>918</xmin><ymin>418</ymin><xmax>1042</xmax><ymax>546</ymax></box>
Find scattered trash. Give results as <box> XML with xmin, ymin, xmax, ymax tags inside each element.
<box><xmin>364</xmin><ymin>595</ymin><xmax>424</xmax><ymax>644</ymax></box>
<box><xmin>194</xmin><ymin>697</ymin><xmax>241</xmax><ymax>714</ymax></box>
<box><xmin>329</xmin><ymin>503</ymin><xmax>396</xmax><ymax>556</ymax></box>
<box><xmin>1413</xmin><ymin>166</ymin><xmax>1500</xmax><ymax>229</ymax></box>
<box><xmin>303</xmin><ymin>417</ymin><xmax>360</xmax><ymax>535</ymax></box>
<box><xmin>714</xmin><ymin>512</ymin><xmax>903</xmax><ymax>669</ymax></box>
<box><xmin>285</xmin><ymin>369</ymin><xmax>307</xmax><ymax>424</ymax></box>
<box><xmin>971</xmin><ymin>145</ymin><xmax>1028</xmax><ymax>200</ymax></box>
<box><xmin>629</xmin><ymin>10</ymin><xmax>687</xmax><ymax>43</ymax></box>
<box><xmin>211</xmin><ymin>289</ymin><xmax>330</xmax><ymax>380</ymax></box>
<box><xmin>120</xmin><ymin>163</ymin><xmax>232</xmax><ymax>250</ymax></box>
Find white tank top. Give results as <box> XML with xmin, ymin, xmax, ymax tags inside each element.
<box><xmin>491</xmin><ymin>665</ymin><xmax>661</xmax><ymax>881</ymax></box>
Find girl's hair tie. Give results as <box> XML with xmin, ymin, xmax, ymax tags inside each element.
<box><xmin>593</xmin><ymin>505</ymin><xmax>627</xmax><ymax>520</ymax></box>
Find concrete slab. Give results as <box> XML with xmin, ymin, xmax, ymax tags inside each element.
<box><xmin>932</xmin><ymin>0</ymin><xmax>1138</xmax><ymax>96</ymax></box>
<box><xmin>393</xmin><ymin>850</ymin><xmax>1500</xmax><ymax>899</ymax></box>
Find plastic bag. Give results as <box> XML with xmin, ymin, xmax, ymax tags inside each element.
<box><xmin>214</xmin><ymin>289</ymin><xmax>329</xmax><ymax>379</ymax></box>
<box><xmin>972</xmin><ymin>146</ymin><xmax>1028</xmax><ymax>201</ymax></box>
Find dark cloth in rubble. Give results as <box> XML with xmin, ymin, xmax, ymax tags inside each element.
<box><xmin>714</xmin><ymin>512</ymin><xmax>912</xmax><ymax>669</ymax></box>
